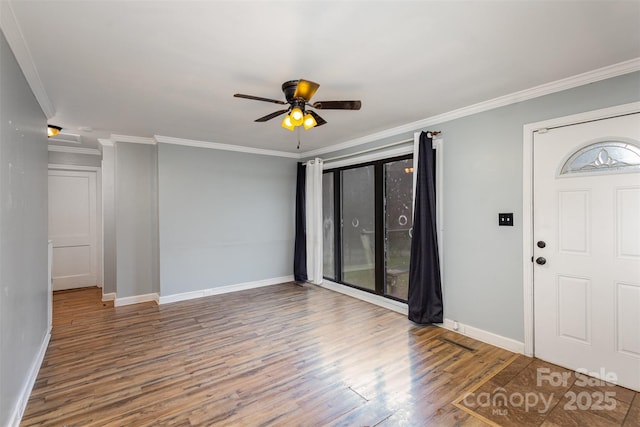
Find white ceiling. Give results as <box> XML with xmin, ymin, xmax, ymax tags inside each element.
<box><xmin>5</xmin><ymin>1</ymin><xmax>640</xmax><ymax>154</ymax></box>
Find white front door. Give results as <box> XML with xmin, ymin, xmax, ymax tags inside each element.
<box><xmin>48</xmin><ymin>170</ymin><xmax>98</xmax><ymax>290</ymax></box>
<box><xmin>533</xmin><ymin>112</ymin><xmax>640</xmax><ymax>391</ymax></box>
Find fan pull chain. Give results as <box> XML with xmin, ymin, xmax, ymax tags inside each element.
<box><xmin>297</xmin><ymin>127</ymin><xmax>301</xmax><ymax>150</ymax></box>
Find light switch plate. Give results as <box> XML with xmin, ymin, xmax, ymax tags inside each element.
<box><xmin>499</xmin><ymin>213</ymin><xmax>513</xmax><ymax>226</ymax></box>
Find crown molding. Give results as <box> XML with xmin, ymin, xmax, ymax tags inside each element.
<box><xmin>0</xmin><ymin>1</ymin><xmax>55</xmax><ymax>119</ymax></box>
<box><xmin>98</xmin><ymin>138</ymin><xmax>114</xmax><ymax>147</ymax></box>
<box><xmin>301</xmin><ymin>57</ymin><xmax>640</xmax><ymax>157</ymax></box>
<box><xmin>154</xmin><ymin>135</ymin><xmax>300</xmax><ymax>159</ymax></box>
<box><xmin>110</xmin><ymin>134</ymin><xmax>156</xmax><ymax>145</ymax></box>
<box><xmin>102</xmin><ymin>133</ymin><xmax>300</xmax><ymax>158</ymax></box>
<box><xmin>48</xmin><ymin>145</ymin><xmax>101</xmax><ymax>156</ymax></box>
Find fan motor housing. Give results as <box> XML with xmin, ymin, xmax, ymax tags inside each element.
<box><xmin>282</xmin><ymin>80</ymin><xmax>299</xmax><ymax>102</ymax></box>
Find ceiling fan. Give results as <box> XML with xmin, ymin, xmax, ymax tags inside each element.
<box><xmin>234</xmin><ymin>79</ymin><xmax>361</xmax><ymax>131</ymax></box>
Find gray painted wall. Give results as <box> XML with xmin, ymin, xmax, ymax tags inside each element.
<box><xmin>115</xmin><ymin>142</ymin><xmax>159</xmax><ymax>297</ymax></box>
<box><xmin>157</xmin><ymin>143</ymin><xmax>297</xmax><ymax>296</ymax></box>
<box><xmin>315</xmin><ymin>71</ymin><xmax>640</xmax><ymax>342</ymax></box>
<box><xmin>0</xmin><ymin>31</ymin><xmax>49</xmax><ymax>426</ymax></box>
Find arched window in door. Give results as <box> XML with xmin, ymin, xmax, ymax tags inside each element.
<box><xmin>559</xmin><ymin>139</ymin><xmax>640</xmax><ymax>176</ymax></box>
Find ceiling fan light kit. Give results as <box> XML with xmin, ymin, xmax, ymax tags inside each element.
<box><xmin>281</xmin><ymin>115</ymin><xmax>295</xmax><ymax>131</ymax></box>
<box><xmin>302</xmin><ymin>113</ymin><xmax>317</xmax><ymax>130</ymax></box>
<box><xmin>289</xmin><ymin>107</ymin><xmax>304</xmax><ymax>126</ymax></box>
<box><xmin>234</xmin><ymin>79</ymin><xmax>362</xmax><ymax>133</ymax></box>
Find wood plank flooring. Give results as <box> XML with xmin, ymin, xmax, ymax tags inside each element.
<box><xmin>20</xmin><ymin>284</ymin><xmax>639</xmax><ymax>426</ymax></box>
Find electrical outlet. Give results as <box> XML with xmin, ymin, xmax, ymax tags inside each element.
<box><xmin>499</xmin><ymin>213</ymin><xmax>514</xmax><ymax>226</ymax></box>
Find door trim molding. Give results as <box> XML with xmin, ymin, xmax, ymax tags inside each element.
<box><xmin>521</xmin><ymin>101</ymin><xmax>640</xmax><ymax>356</ymax></box>
<box><xmin>48</xmin><ymin>164</ymin><xmax>100</xmax><ymax>172</ymax></box>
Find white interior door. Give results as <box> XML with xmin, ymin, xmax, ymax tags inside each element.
<box><xmin>533</xmin><ymin>112</ymin><xmax>640</xmax><ymax>391</ymax></box>
<box><xmin>48</xmin><ymin>170</ymin><xmax>98</xmax><ymax>290</ymax></box>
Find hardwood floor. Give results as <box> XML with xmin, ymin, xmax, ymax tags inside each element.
<box><xmin>21</xmin><ymin>284</ymin><xmax>639</xmax><ymax>426</ymax></box>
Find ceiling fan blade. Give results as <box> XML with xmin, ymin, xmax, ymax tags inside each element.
<box><xmin>234</xmin><ymin>93</ymin><xmax>286</xmax><ymax>105</ymax></box>
<box><xmin>293</xmin><ymin>79</ymin><xmax>320</xmax><ymax>101</ymax></box>
<box><xmin>312</xmin><ymin>100</ymin><xmax>361</xmax><ymax>110</ymax></box>
<box><xmin>308</xmin><ymin>110</ymin><xmax>327</xmax><ymax>127</ymax></box>
<box><xmin>255</xmin><ymin>109</ymin><xmax>289</xmax><ymax>122</ymax></box>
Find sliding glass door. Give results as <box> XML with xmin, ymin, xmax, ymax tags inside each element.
<box><xmin>323</xmin><ymin>154</ymin><xmax>414</xmax><ymax>302</ymax></box>
<box><xmin>341</xmin><ymin>165</ymin><xmax>375</xmax><ymax>291</ymax></box>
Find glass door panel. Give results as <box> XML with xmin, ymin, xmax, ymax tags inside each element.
<box><xmin>384</xmin><ymin>158</ymin><xmax>413</xmax><ymax>300</ymax></box>
<box><xmin>341</xmin><ymin>166</ymin><xmax>375</xmax><ymax>290</ymax></box>
<box><xmin>322</xmin><ymin>173</ymin><xmax>335</xmax><ymax>279</ymax></box>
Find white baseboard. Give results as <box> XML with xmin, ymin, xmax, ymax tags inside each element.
<box><xmin>9</xmin><ymin>331</ymin><xmax>50</xmax><ymax>427</ymax></box>
<box><xmin>318</xmin><ymin>280</ymin><xmax>524</xmax><ymax>354</ymax></box>
<box><xmin>101</xmin><ymin>292</ymin><xmax>116</xmax><ymax>302</ymax></box>
<box><xmin>441</xmin><ymin>318</ymin><xmax>525</xmax><ymax>354</ymax></box>
<box><xmin>318</xmin><ymin>280</ymin><xmax>409</xmax><ymax>315</ymax></box>
<box><xmin>158</xmin><ymin>275</ymin><xmax>294</xmax><ymax>305</ymax></box>
<box><xmin>114</xmin><ymin>293</ymin><xmax>159</xmax><ymax>307</ymax></box>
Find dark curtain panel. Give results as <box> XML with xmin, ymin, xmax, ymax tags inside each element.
<box><xmin>293</xmin><ymin>162</ymin><xmax>308</xmax><ymax>282</ymax></box>
<box><xmin>407</xmin><ymin>132</ymin><xmax>443</xmax><ymax>324</ymax></box>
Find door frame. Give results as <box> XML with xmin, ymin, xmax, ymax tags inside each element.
<box><xmin>48</xmin><ymin>164</ymin><xmax>103</xmax><ymax>288</ymax></box>
<box><xmin>522</xmin><ymin>101</ymin><xmax>640</xmax><ymax>357</ymax></box>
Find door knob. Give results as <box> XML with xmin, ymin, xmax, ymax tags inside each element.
<box><xmin>537</xmin><ymin>241</ymin><xmax>546</xmax><ymax>248</ymax></box>
<box><xmin>536</xmin><ymin>257</ymin><xmax>547</xmax><ymax>265</ymax></box>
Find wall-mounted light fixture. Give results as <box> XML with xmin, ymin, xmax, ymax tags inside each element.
<box><xmin>47</xmin><ymin>125</ymin><xmax>62</xmax><ymax>138</ymax></box>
